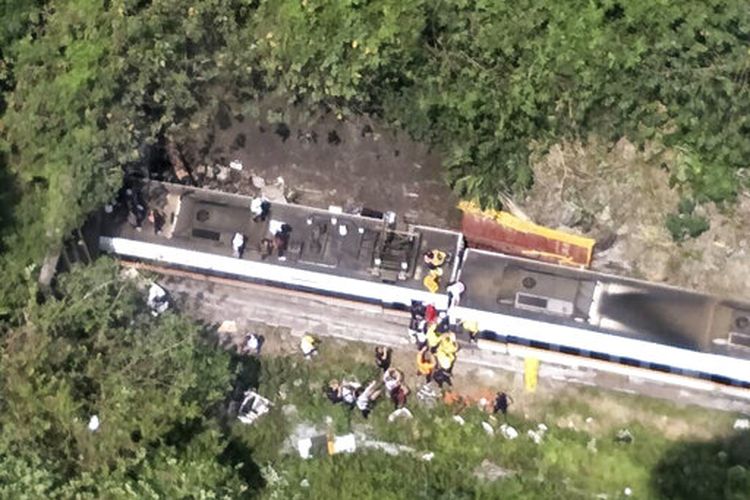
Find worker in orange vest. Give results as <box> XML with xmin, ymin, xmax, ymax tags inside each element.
<box><xmin>416</xmin><ymin>346</ymin><xmax>436</xmax><ymax>383</ymax></box>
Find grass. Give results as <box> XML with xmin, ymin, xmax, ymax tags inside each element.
<box><xmin>229</xmin><ymin>339</ymin><xmax>750</xmax><ymax>499</ymax></box>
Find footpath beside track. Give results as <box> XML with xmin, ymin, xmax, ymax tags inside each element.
<box><xmin>125</xmin><ymin>261</ymin><xmax>750</xmax><ymax>414</ymax></box>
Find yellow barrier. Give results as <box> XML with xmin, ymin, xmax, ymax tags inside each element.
<box><xmin>524</xmin><ymin>357</ymin><xmax>540</xmax><ymax>393</ymax></box>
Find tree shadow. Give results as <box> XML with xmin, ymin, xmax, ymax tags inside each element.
<box><xmin>0</xmin><ymin>154</ymin><xmax>21</xmax><ymax>253</ymax></box>
<box><xmin>651</xmin><ymin>430</ymin><xmax>750</xmax><ymax>499</ymax></box>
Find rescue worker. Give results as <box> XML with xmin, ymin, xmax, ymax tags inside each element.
<box><xmin>461</xmin><ymin>319</ymin><xmax>480</xmax><ymax>343</ymax></box>
<box><xmin>426</xmin><ymin>323</ymin><xmax>441</xmax><ymax>352</ymax></box>
<box><xmin>436</xmin><ymin>336</ymin><xmax>458</xmax><ymax>374</ymax></box>
<box><xmin>300</xmin><ymin>334</ymin><xmax>319</xmax><ymax>360</ymax></box>
<box><xmin>424</xmin><ymin>304</ymin><xmax>438</xmax><ymax>324</ymax></box>
<box><xmin>416</xmin><ymin>346</ymin><xmax>436</xmax><ymax>383</ymax></box>
<box><xmin>422</xmin><ymin>271</ymin><xmax>440</xmax><ymax>294</ymax></box>
<box><xmin>374</xmin><ymin>346</ymin><xmax>392</xmax><ymax>372</ymax></box>
<box><xmin>435</xmin><ymin>349</ymin><xmax>455</xmax><ymax>376</ymax></box>
<box><xmin>423</xmin><ymin>249</ymin><xmax>447</xmax><ymax>269</ymax></box>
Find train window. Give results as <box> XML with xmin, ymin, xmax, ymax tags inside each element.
<box><xmin>620</xmin><ymin>357</ymin><xmax>642</xmax><ymax>367</ymax></box>
<box><xmin>517</xmin><ymin>294</ymin><xmax>548</xmax><ymax>309</ymax></box>
<box><xmin>192</xmin><ymin>228</ymin><xmax>221</xmax><ymax>241</ymax></box>
<box><xmin>529</xmin><ymin>340</ymin><xmax>550</xmax><ymax>350</ymax></box>
<box><xmin>559</xmin><ymin>345</ymin><xmax>580</xmax><ymax>356</ymax></box>
<box><xmin>648</xmin><ymin>363</ymin><xmax>671</xmax><ymax>373</ymax></box>
<box><xmin>589</xmin><ymin>351</ymin><xmax>610</xmax><ymax>361</ymax></box>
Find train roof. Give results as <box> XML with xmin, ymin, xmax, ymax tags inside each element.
<box><xmin>99</xmin><ymin>181</ymin><xmax>462</xmax><ymax>293</ymax></box>
<box><xmin>458</xmin><ymin>248</ymin><xmax>750</xmax><ymax>359</ymax></box>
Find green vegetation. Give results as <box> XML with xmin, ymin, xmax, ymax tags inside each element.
<box><xmin>2</xmin><ymin>0</ymin><xmax>750</xmax><ymax>496</ymax></box>
<box><xmin>0</xmin><ymin>260</ymin><xmax>259</xmax><ymax>496</ymax></box>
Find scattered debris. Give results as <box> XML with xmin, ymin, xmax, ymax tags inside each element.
<box><xmin>282</xmin><ymin>404</ymin><xmax>298</xmax><ymax>417</ymax></box>
<box><xmin>88</xmin><ymin>415</ymin><xmax>100</xmax><ymax>432</ymax></box>
<box><xmin>527</xmin><ymin>424</ymin><xmax>548</xmax><ymax>445</ymax></box>
<box><xmin>417</xmin><ymin>384</ymin><xmax>440</xmax><ymax>407</ymax></box>
<box><xmin>251</xmin><ymin>175</ymin><xmax>266</xmax><ymax>189</ymax></box>
<box><xmin>218</xmin><ymin>320</ymin><xmax>238</xmax><ymax>334</ymax></box>
<box><xmin>300</xmin><ymin>479</ymin><xmax>310</xmax><ymax>488</ymax></box>
<box><xmin>147</xmin><ymin>283</ymin><xmax>169</xmax><ymax>316</ymax></box>
<box><xmin>734</xmin><ymin>418</ymin><xmax>750</xmax><ymax>430</ymax></box>
<box><xmin>481</xmin><ymin>421</ymin><xmax>495</xmax><ymax>436</ymax></box>
<box><xmin>585</xmin><ymin>417</ymin><xmax>594</xmax><ymax>424</ymax></box>
<box><xmin>298</xmin><ymin>433</ymin><xmax>356</xmax><ymax>459</ymax></box>
<box><xmin>360</xmin><ymin>439</ymin><xmax>417</xmax><ymax>456</ymax></box>
<box><xmin>420</xmin><ymin>452</ymin><xmax>435</xmax><ymax>462</ymax></box>
<box><xmin>452</xmin><ymin>415</ymin><xmax>465</xmax><ymax>426</ymax></box>
<box><xmin>237</xmin><ymin>390</ymin><xmax>272</xmax><ymax>425</ymax></box>
<box><xmin>587</xmin><ymin>438</ymin><xmax>598</xmax><ymax>453</ymax></box>
<box><xmin>473</xmin><ymin>459</ymin><xmax>515</xmax><ymax>482</ymax></box>
<box><xmin>615</xmin><ymin>429</ymin><xmax>634</xmax><ymax>444</ymax></box>
<box><xmin>216</xmin><ymin>166</ymin><xmax>231</xmax><ymax>182</ymax></box>
<box><xmin>230</xmin><ymin>160</ymin><xmax>244</xmax><ymax>171</ymax></box>
<box><xmin>500</xmin><ymin>424</ymin><xmax>519</xmax><ymax>440</ymax></box>
<box><xmin>624</xmin><ymin>487</ymin><xmax>633</xmax><ymax>496</ymax></box>
<box><xmin>388</xmin><ymin>408</ymin><xmax>414</xmax><ymax>422</ymax></box>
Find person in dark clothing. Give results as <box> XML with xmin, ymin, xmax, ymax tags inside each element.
<box><xmin>493</xmin><ymin>391</ymin><xmax>514</xmax><ymax>419</ymax></box>
<box><xmin>410</xmin><ymin>300</ymin><xmax>426</xmax><ymax>320</ymax></box>
<box><xmin>433</xmin><ymin>367</ymin><xmax>452</xmax><ymax>389</ymax></box>
<box><xmin>125</xmin><ymin>188</ymin><xmax>147</xmax><ymax>230</ymax></box>
<box><xmin>374</xmin><ymin>346</ymin><xmax>392</xmax><ymax>372</ymax></box>
<box><xmin>390</xmin><ymin>384</ymin><xmax>410</xmax><ymax>409</ymax></box>
<box><xmin>324</xmin><ymin>380</ymin><xmax>343</xmax><ymax>404</ymax></box>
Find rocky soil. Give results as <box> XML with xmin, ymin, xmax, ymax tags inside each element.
<box><xmin>521</xmin><ymin>138</ymin><xmax>750</xmax><ymax>300</ymax></box>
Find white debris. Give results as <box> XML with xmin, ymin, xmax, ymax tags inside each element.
<box><xmin>360</xmin><ymin>439</ymin><xmax>416</xmax><ymax>456</ymax></box>
<box><xmin>500</xmin><ymin>424</ymin><xmax>519</xmax><ymax>440</ymax></box>
<box><xmin>624</xmin><ymin>487</ymin><xmax>632</xmax><ymax>496</ymax></box>
<box><xmin>481</xmin><ymin>421</ymin><xmax>495</xmax><ymax>436</ymax></box>
<box><xmin>216</xmin><ymin>166</ymin><xmax>231</xmax><ymax>182</ymax></box>
<box><xmin>147</xmin><ymin>283</ymin><xmax>169</xmax><ymax>316</ymax></box>
<box><xmin>88</xmin><ymin>415</ymin><xmax>100</xmax><ymax>432</ymax></box>
<box><xmin>251</xmin><ymin>175</ymin><xmax>266</xmax><ymax>188</ymax></box>
<box><xmin>420</xmin><ymin>452</ymin><xmax>435</xmax><ymax>462</ymax></box>
<box><xmin>585</xmin><ymin>417</ymin><xmax>594</xmax><ymax>424</ymax></box>
<box><xmin>452</xmin><ymin>415</ymin><xmax>465</xmax><ymax>426</ymax></box>
<box><xmin>537</xmin><ymin>423</ymin><xmax>548</xmax><ymax>433</ymax></box>
<box><xmin>527</xmin><ymin>429</ymin><xmax>543</xmax><ymax>445</ymax></box>
<box><xmin>388</xmin><ymin>408</ymin><xmax>413</xmax><ymax>423</ymax></box>
<box><xmin>237</xmin><ymin>390</ymin><xmax>272</xmax><ymax>425</ymax></box>
<box><xmin>587</xmin><ymin>438</ymin><xmax>598</xmax><ymax>453</ymax></box>
<box><xmin>229</xmin><ymin>160</ymin><xmax>243</xmax><ymax>171</ymax></box>
<box><xmin>218</xmin><ymin>320</ymin><xmax>238</xmax><ymax>334</ymax></box>
<box><xmin>300</xmin><ymin>479</ymin><xmax>310</xmax><ymax>488</ymax></box>
<box><xmin>734</xmin><ymin>418</ymin><xmax>750</xmax><ymax>430</ymax></box>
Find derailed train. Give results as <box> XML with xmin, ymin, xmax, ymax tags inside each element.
<box><xmin>97</xmin><ymin>181</ymin><xmax>750</xmax><ymax>397</ymax></box>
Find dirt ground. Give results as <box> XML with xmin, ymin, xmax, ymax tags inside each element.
<box><xmin>183</xmin><ymin>102</ymin><xmax>461</xmax><ymax>229</ymax></box>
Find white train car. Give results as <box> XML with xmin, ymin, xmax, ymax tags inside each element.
<box><xmin>98</xmin><ymin>181</ymin><xmax>463</xmax><ymax>310</ymax></box>
<box><xmin>455</xmin><ymin>249</ymin><xmax>750</xmax><ymax>392</ymax></box>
